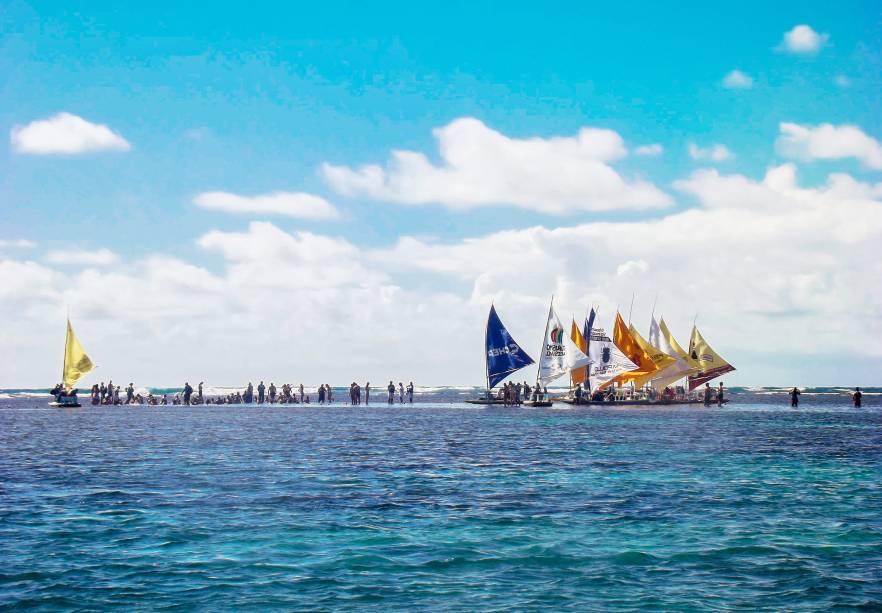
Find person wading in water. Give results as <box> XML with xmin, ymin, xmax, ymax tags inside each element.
<box><xmin>790</xmin><ymin>387</ymin><xmax>800</xmax><ymax>407</ymax></box>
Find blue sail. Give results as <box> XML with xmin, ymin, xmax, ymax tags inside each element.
<box><xmin>584</xmin><ymin>308</ymin><xmax>596</xmax><ymax>391</ymax></box>
<box><xmin>485</xmin><ymin>305</ymin><xmax>535</xmax><ymax>388</ymax></box>
<box><xmin>584</xmin><ymin>308</ymin><xmax>596</xmax><ymax>354</ymax></box>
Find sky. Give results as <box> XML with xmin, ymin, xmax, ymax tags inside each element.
<box><xmin>1</xmin><ymin>1</ymin><xmax>881</xmax><ymax>388</ymax></box>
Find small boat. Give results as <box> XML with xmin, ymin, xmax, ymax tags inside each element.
<box><xmin>466</xmin><ymin>305</ymin><xmax>535</xmax><ymax>405</ymax></box>
<box><xmin>49</xmin><ymin>318</ymin><xmax>93</xmax><ymax>408</ymax></box>
<box><xmin>48</xmin><ymin>395</ymin><xmax>82</xmax><ymax>408</ymax></box>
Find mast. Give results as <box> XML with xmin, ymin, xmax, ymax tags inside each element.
<box><xmin>628</xmin><ymin>292</ymin><xmax>636</xmax><ymax>325</ymax></box>
<box><xmin>484</xmin><ymin>303</ymin><xmax>491</xmax><ymax>398</ymax></box>
<box><xmin>535</xmin><ymin>296</ymin><xmax>554</xmax><ymax>389</ymax></box>
<box><xmin>61</xmin><ymin>317</ymin><xmax>67</xmax><ymax>386</ymax></box>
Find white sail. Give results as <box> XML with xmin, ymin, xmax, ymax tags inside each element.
<box><xmin>538</xmin><ymin>304</ymin><xmax>592</xmax><ymax>386</ymax></box>
<box><xmin>647</xmin><ymin>316</ymin><xmax>692</xmax><ymax>391</ymax></box>
<box><xmin>587</xmin><ymin>314</ymin><xmax>637</xmax><ymax>390</ymax></box>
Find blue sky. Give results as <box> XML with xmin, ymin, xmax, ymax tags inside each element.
<box><xmin>1</xmin><ymin>1</ymin><xmax>881</xmax><ymax>387</ymax></box>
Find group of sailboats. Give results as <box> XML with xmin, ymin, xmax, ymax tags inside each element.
<box><xmin>470</xmin><ymin>300</ymin><xmax>735</xmax><ymax>407</ymax></box>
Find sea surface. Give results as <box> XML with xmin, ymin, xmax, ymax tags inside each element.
<box><xmin>1</xmin><ymin>388</ymin><xmax>881</xmax><ymax>610</ymax></box>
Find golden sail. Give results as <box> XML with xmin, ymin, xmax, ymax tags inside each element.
<box><xmin>606</xmin><ymin>312</ymin><xmax>658</xmax><ymax>387</ymax></box>
<box><xmin>63</xmin><ymin>319</ymin><xmax>93</xmax><ymax>390</ymax></box>
<box><xmin>687</xmin><ymin>325</ymin><xmax>735</xmax><ymax>391</ymax></box>
<box><xmin>570</xmin><ymin>319</ymin><xmax>588</xmax><ymax>386</ymax></box>
<box><xmin>628</xmin><ymin>323</ymin><xmax>676</xmax><ymax>387</ymax></box>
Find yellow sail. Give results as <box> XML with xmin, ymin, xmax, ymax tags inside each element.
<box><xmin>570</xmin><ymin>319</ymin><xmax>588</xmax><ymax>386</ymax></box>
<box><xmin>659</xmin><ymin>318</ymin><xmax>700</xmax><ymax>372</ymax></box>
<box><xmin>687</xmin><ymin>325</ymin><xmax>735</xmax><ymax>391</ymax></box>
<box><xmin>607</xmin><ymin>312</ymin><xmax>657</xmax><ymax>388</ymax></box>
<box><xmin>63</xmin><ymin>319</ymin><xmax>93</xmax><ymax>390</ymax></box>
<box><xmin>629</xmin><ymin>323</ymin><xmax>676</xmax><ymax>386</ymax></box>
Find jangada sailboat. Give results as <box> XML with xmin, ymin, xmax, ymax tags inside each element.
<box><xmin>49</xmin><ymin>319</ymin><xmax>94</xmax><ymax>408</ymax></box>
<box><xmin>466</xmin><ymin>304</ymin><xmax>535</xmax><ymax>405</ymax></box>
<box><xmin>524</xmin><ymin>299</ymin><xmax>592</xmax><ymax>407</ymax></box>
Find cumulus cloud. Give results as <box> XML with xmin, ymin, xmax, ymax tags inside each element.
<box><xmin>776</xmin><ymin>122</ymin><xmax>882</xmax><ymax>170</ymax></box>
<box><xmin>777</xmin><ymin>24</ymin><xmax>829</xmax><ymax>54</ymax></box>
<box><xmin>10</xmin><ymin>113</ymin><xmax>131</xmax><ymax>154</ymax></box>
<box><xmin>4</xmin><ymin>135</ymin><xmax>882</xmax><ymax>386</ymax></box>
<box><xmin>321</xmin><ymin>117</ymin><xmax>672</xmax><ymax>214</ymax></box>
<box><xmin>44</xmin><ymin>248</ymin><xmax>118</xmax><ymax>266</ymax></box>
<box><xmin>634</xmin><ymin>144</ymin><xmax>663</xmax><ymax>156</ymax></box>
<box><xmin>722</xmin><ymin>69</ymin><xmax>754</xmax><ymax>89</ymax></box>
<box><xmin>194</xmin><ymin>191</ymin><xmax>339</xmax><ymax>219</ymax></box>
<box><xmin>688</xmin><ymin>143</ymin><xmax>735</xmax><ymax>162</ymax></box>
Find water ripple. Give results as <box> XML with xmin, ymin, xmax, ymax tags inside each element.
<box><xmin>1</xmin><ymin>399</ymin><xmax>881</xmax><ymax>610</ymax></box>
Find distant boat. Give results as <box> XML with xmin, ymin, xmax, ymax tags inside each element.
<box><xmin>465</xmin><ymin>305</ymin><xmax>535</xmax><ymax>405</ymax></box>
<box><xmin>49</xmin><ymin>319</ymin><xmax>93</xmax><ymax>408</ymax></box>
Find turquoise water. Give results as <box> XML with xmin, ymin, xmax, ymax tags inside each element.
<box><xmin>1</xmin><ymin>396</ymin><xmax>880</xmax><ymax>610</ymax></box>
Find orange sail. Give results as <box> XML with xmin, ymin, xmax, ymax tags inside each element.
<box><xmin>605</xmin><ymin>312</ymin><xmax>657</xmax><ymax>388</ymax></box>
<box><xmin>570</xmin><ymin>319</ymin><xmax>588</xmax><ymax>386</ymax></box>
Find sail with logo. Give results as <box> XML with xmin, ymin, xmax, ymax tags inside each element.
<box><xmin>585</xmin><ymin>308</ymin><xmax>638</xmax><ymax>390</ymax></box>
<box><xmin>485</xmin><ymin>304</ymin><xmax>535</xmax><ymax>389</ymax></box>
<box><xmin>537</xmin><ymin>302</ymin><xmax>592</xmax><ymax>386</ymax></box>
<box><xmin>687</xmin><ymin>325</ymin><xmax>736</xmax><ymax>390</ymax></box>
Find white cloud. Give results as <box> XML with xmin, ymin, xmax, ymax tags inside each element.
<box><xmin>776</xmin><ymin>122</ymin><xmax>882</xmax><ymax>170</ymax></box>
<box><xmin>196</xmin><ymin>221</ymin><xmax>378</xmax><ymax>289</ymax></box>
<box><xmin>194</xmin><ymin>191</ymin><xmax>339</xmax><ymax>220</ymax></box>
<box><xmin>321</xmin><ymin>117</ymin><xmax>672</xmax><ymax>214</ymax></box>
<box><xmin>0</xmin><ymin>239</ymin><xmax>36</xmax><ymax>248</ymax></box>
<box><xmin>722</xmin><ymin>69</ymin><xmax>754</xmax><ymax>89</ymax></box>
<box><xmin>10</xmin><ymin>112</ymin><xmax>131</xmax><ymax>154</ymax></box>
<box><xmin>44</xmin><ymin>248</ymin><xmax>118</xmax><ymax>266</ymax></box>
<box><xmin>634</xmin><ymin>144</ymin><xmax>663</xmax><ymax>156</ymax></box>
<box><xmin>4</xmin><ymin>133</ymin><xmax>882</xmax><ymax>387</ymax></box>
<box><xmin>777</xmin><ymin>24</ymin><xmax>829</xmax><ymax>54</ymax></box>
<box><xmin>688</xmin><ymin>143</ymin><xmax>735</xmax><ymax>162</ymax></box>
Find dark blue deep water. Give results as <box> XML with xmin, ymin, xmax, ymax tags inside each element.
<box><xmin>2</xmin><ymin>391</ymin><xmax>881</xmax><ymax>610</ymax></box>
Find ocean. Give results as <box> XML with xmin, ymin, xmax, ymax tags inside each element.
<box><xmin>1</xmin><ymin>388</ymin><xmax>880</xmax><ymax>610</ymax></box>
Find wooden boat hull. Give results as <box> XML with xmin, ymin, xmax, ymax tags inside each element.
<box><xmin>465</xmin><ymin>398</ymin><xmax>533</xmax><ymax>406</ymax></box>
<box><xmin>522</xmin><ymin>400</ymin><xmax>553</xmax><ymax>408</ymax></box>
<box><xmin>48</xmin><ymin>400</ymin><xmax>81</xmax><ymax>408</ymax></box>
<box><xmin>558</xmin><ymin>397</ymin><xmax>729</xmax><ymax>407</ymax></box>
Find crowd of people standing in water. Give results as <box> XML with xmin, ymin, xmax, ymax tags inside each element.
<box><xmin>70</xmin><ymin>380</ymin><xmax>418</xmax><ymax>406</ymax></box>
